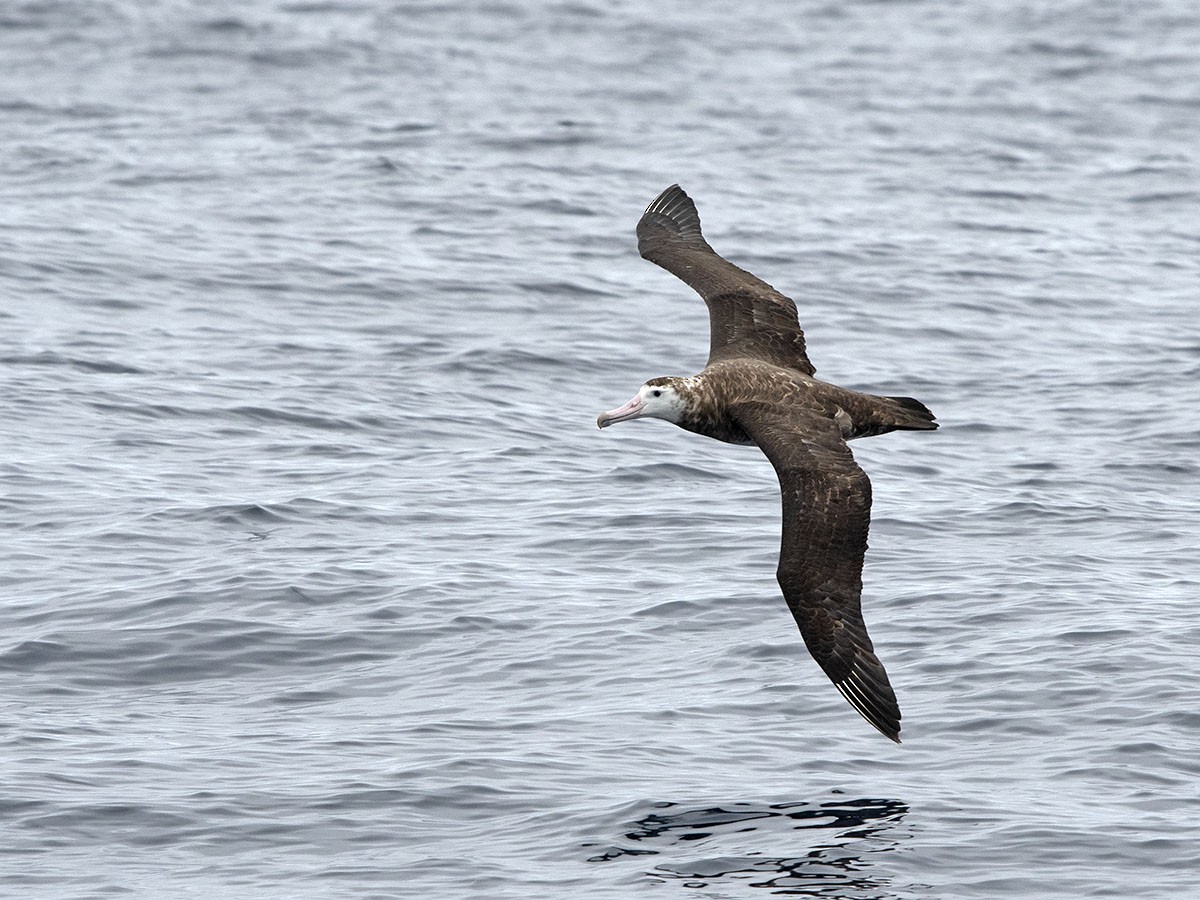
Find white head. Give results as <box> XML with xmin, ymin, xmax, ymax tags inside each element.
<box><xmin>597</xmin><ymin>378</ymin><xmax>688</xmax><ymax>429</ymax></box>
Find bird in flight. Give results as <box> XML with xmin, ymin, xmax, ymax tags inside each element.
<box><xmin>598</xmin><ymin>185</ymin><xmax>938</xmax><ymax>742</ymax></box>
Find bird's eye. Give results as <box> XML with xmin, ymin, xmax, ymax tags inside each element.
<box><xmin>651</xmin><ymin>390</ymin><xmax>662</xmax><ymax>398</ymax></box>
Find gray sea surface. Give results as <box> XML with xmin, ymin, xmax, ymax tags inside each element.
<box><xmin>3</xmin><ymin>1</ymin><xmax>1199</xmax><ymax>897</ymax></box>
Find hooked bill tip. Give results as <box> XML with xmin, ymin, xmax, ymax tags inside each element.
<box><xmin>596</xmin><ymin>395</ymin><xmax>643</xmax><ymax>429</ymax></box>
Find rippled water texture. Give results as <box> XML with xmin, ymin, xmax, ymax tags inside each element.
<box><xmin>3</xmin><ymin>1</ymin><xmax>1199</xmax><ymax>897</ymax></box>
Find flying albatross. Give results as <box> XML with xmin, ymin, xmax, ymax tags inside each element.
<box><xmin>597</xmin><ymin>185</ymin><xmax>938</xmax><ymax>743</ymax></box>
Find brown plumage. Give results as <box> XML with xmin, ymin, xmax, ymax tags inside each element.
<box><xmin>598</xmin><ymin>185</ymin><xmax>938</xmax><ymax>743</ymax></box>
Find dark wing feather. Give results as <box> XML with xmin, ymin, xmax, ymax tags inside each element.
<box><xmin>733</xmin><ymin>403</ymin><xmax>902</xmax><ymax>742</ymax></box>
<box><xmin>636</xmin><ymin>184</ymin><xmax>815</xmax><ymax>375</ymax></box>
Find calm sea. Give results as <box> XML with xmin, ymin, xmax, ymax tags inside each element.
<box><xmin>3</xmin><ymin>1</ymin><xmax>1199</xmax><ymax>897</ymax></box>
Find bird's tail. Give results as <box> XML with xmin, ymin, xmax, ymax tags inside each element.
<box><xmin>845</xmin><ymin>394</ymin><xmax>938</xmax><ymax>439</ymax></box>
<box><xmin>882</xmin><ymin>395</ymin><xmax>938</xmax><ymax>432</ymax></box>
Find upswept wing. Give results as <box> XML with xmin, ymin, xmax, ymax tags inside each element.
<box><xmin>732</xmin><ymin>402</ymin><xmax>902</xmax><ymax>742</ymax></box>
<box><xmin>636</xmin><ymin>184</ymin><xmax>815</xmax><ymax>375</ymax></box>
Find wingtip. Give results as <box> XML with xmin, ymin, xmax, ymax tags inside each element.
<box><xmin>645</xmin><ymin>183</ymin><xmax>686</xmax><ymax>211</ymax></box>
<box><xmin>643</xmin><ymin>184</ymin><xmax>695</xmax><ymax>221</ymax></box>
<box><xmin>638</xmin><ymin>184</ymin><xmax>708</xmax><ymax>253</ymax></box>
<box><xmin>834</xmin><ymin>672</ymin><xmax>903</xmax><ymax>744</ymax></box>
<box><xmin>862</xmin><ymin>709</ymin><xmax>903</xmax><ymax>744</ymax></box>
<box><xmin>859</xmin><ymin>707</ymin><xmax>903</xmax><ymax>744</ymax></box>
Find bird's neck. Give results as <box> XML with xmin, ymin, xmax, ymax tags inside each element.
<box><xmin>675</xmin><ymin>372</ymin><xmax>755</xmax><ymax>445</ymax></box>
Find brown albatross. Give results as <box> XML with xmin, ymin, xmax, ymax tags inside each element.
<box><xmin>597</xmin><ymin>184</ymin><xmax>938</xmax><ymax>743</ymax></box>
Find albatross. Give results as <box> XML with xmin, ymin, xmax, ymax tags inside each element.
<box><xmin>597</xmin><ymin>185</ymin><xmax>938</xmax><ymax>743</ymax></box>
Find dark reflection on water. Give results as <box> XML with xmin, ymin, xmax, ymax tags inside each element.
<box><xmin>587</xmin><ymin>797</ymin><xmax>910</xmax><ymax>896</ymax></box>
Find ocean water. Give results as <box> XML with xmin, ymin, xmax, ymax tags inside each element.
<box><xmin>3</xmin><ymin>1</ymin><xmax>1199</xmax><ymax>897</ymax></box>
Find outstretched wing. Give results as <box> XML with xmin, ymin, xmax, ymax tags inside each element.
<box><xmin>636</xmin><ymin>184</ymin><xmax>815</xmax><ymax>376</ymax></box>
<box><xmin>733</xmin><ymin>402</ymin><xmax>902</xmax><ymax>742</ymax></box>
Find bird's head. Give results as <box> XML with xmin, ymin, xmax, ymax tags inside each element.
<box><xmin>597</xmin><ymin>377</ymin><xmax>688</xmax><ymax>429</ymax></box>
